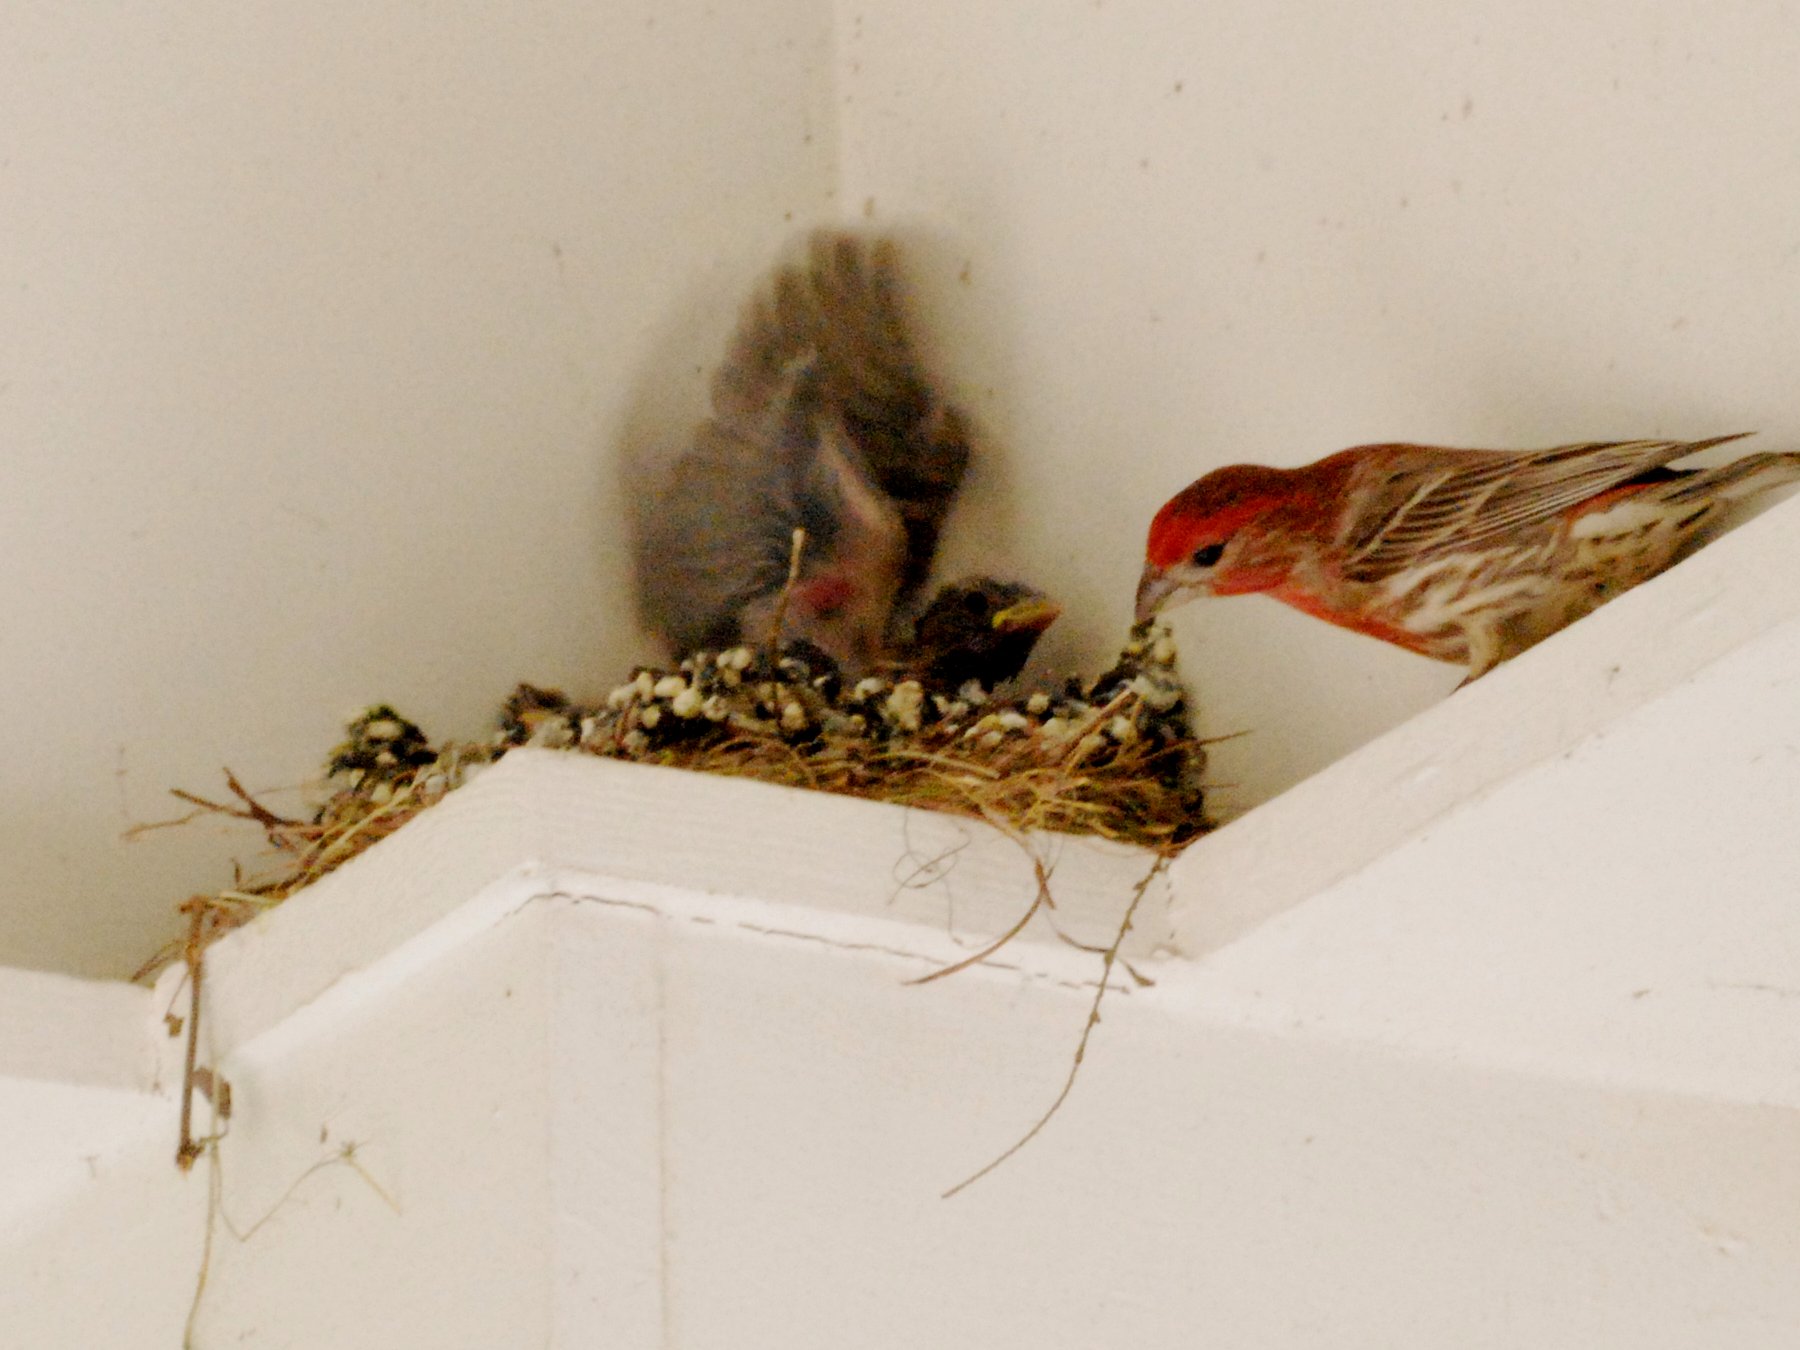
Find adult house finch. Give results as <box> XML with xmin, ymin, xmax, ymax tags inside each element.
<box><xmin>640</xmin><ymin>230</ymin><xmax>971</xmax><ymax>673</ymax></box>
<box><xmin>1135</xmin><ymin>435</ymin><xmax>1800</xmax><ymax>679</ymax></box>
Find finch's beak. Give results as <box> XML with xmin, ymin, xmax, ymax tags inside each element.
<box><xmin>1134</xmin><ymin>564</ymin><xmax>1181</xmax><ymax>624</ymax></box>
<box><xmin>991</xmin><ymin>598</ymin><xmax>1062</xmax><ymax>635</ymax></box>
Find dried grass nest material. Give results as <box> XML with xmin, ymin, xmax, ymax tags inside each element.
<box><xmin>137</xmin><ymin>623</ymin><xmax>1208</xmax><ymax>979</ymax></box>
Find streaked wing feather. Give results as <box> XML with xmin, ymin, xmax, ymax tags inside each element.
<box><xmin>1342</xmin><ymin>437</ymin><xmax>1746</xmax><ymax>580</ymax></box>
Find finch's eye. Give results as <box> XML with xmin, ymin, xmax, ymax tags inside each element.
<box><xmin>1191</xmin><ymin>542</ymin><xmax>1226</xmax><ymax>568</ymax></box>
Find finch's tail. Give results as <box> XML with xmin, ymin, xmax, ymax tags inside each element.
<box><xmin>1665</xmin><ymin>450</ymin><xmax>1800</xmax><ymax>505</ymax></box>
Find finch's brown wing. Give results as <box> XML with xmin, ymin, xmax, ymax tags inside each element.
<box><xmin>1339</xmin><ymin>436</ymin><xmax>1749</xmax><ymax>581</ymax></box>
<box><xmin>709</xmin><ymin>231</ymin><xmax>968</xmax><ymax>604</ymax></box>
<box><xmin>642</xmin><ymin>232</ymin><xmax>962</xmax><ymax>661</ymax></box>
<box><xmin>639</xmin><ymin>411</ymin><xmax>906</xmax><ymax>658</ymax></box>
<box><xmin>639</xmin><ymin>419</ymin><xmax>806</xmax><ymax>655</ymax></box>
<box><xmin>707</xmin><ymin>245</ymin><xmax>826</xmax><ymax>438</ymax></box>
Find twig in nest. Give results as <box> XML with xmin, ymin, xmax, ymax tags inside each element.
<box><xmin>1043</xmin><ymin>918</ymin><xmax>1157</xmax><ymax>988</ymax></box>
<box><xmin>173</xmin><ymin>895</ymin><xmax>234</xmax><ymax>1346</ymax></box>
<box><xmin>219</xmin><ymin>1140</ymin><xmax>402</xmax><ymax>1244</ymax></box>
<box><xmin>175</xmin><ymin>898</ymin><xmax>231</xmax><ymax>1171</ymax></box>
<box><xmin>941</xmin><ymin>850</ymin><xmax>1170</xmax><ymax>1200</ymax></box>
<box><xmin>184</xmin><ymin>1139</ymin><xmax>401</xmax><ymax>1348</ymax></box>
<box><xmin>131</xmin><ymin>770</ymin><xmax>305</xmax><ymax>843</ymax></box>
<box><xmin>906</xmin><ymin>854</ymin><xmax>1056</xmax><ymax>987</ymax></box>
<box><xmin>1054</xmin><ymin>689</ymin><xmax>1138</xmax><ymax>771</ymax></box>
<box><xmin>887</xmin><ymin>828</ymin><xmax>971</xmax><ymax>902</ymax></box>
<box><xmin>184</xmin><ymin>1127</ymin><xmax>224</xmax><ymax>1350</ymax></box>
<box><xmin>764</xmin><ymin>526</ymin><xmax>809</xmax><ymax>659</ymax></box>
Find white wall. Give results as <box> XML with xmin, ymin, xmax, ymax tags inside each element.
<box><xmin>11</xmin><ymin>0</ymin><xmax>1800</xmax><ymax>977</ymax></box>
<box><xmin>0</xmin><ymin>1</ymin><xmax>836</xmax><ymax>976</ymax></box>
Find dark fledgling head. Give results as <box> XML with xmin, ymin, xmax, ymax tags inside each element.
<box><xmin>899</xmin><ymin>577</ymin><xmax>1061</xmax><ymax>692</ymax></box>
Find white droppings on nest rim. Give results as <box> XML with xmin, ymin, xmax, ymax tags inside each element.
<box><xmin>884</xmin><ymin>680</ymin><xmax>924</xmax><ymax>730</ymax></box>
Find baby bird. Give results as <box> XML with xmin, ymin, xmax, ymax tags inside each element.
<box><xmin>895</xmin><ymin>577</ymin><xmax>1061</xmax><ymax>694</ymax></box>
<box><xmin>640</xmin><ymin>231</ymin><xmax>971</xmax><ymax>674</ymax></box>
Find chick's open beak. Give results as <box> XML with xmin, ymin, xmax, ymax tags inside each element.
<box><xmin>1134</xmin><ymin>564</ymin><xmax>1181</xmax><ymax>624</ymax></box>
<box><xmin>991</xmin><ymin>597</ymin><xmax>1062</xmax><ymax>635</ymax></box>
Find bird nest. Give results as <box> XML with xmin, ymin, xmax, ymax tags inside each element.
<box><xmin>137</xmin><ymin>623</ymin><xmax>1208</xmax><ymax>979</ymax></box>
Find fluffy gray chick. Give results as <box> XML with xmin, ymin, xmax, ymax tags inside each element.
<box><xmin>639</xmin><ymin>231</ymin><xmax>971</xmax><ymax>674</ymax></box>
